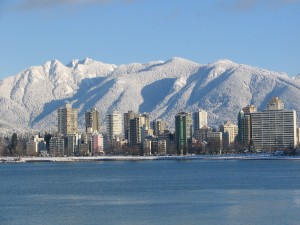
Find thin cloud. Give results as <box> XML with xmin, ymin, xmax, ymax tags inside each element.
<box><xmin>234</xmin><ymin>0</ymin><xmax>259</xmax><ymax>11</ymax></box>
<box><xmin>11</xmin><ymin>0</ymin><xmax>139</xmax><ymax>11</ymax></box>
<box><xmin>283</xmin><ymin>0</ymin><xmax>300</xmax><ymax>3</ymax></box>
<box><xmin>217</xmin><ymin>0</ymin><xmax>300</xmax><ymax>12</ymax></box>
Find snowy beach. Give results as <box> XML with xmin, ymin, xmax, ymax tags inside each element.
<box><xmin>1</xmin><ymin>154</ymin><xmax>300</xmax><ymax>163</ymax></box>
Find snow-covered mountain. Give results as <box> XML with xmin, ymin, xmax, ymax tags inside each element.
<box><xmin>0</xmin><ymin>57</ymin><xmax>299</xmax><ymax>133</ymax></box>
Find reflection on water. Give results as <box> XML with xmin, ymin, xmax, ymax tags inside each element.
<box><xmin>1</xmin><ymin>160</ymin><xmax>300</xmax><ymax>225</ymax></box>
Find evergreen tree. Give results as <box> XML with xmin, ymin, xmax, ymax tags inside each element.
<box><xmin>8</xmin><ymin>133</ymin><xmax>18</xmax><ymax>156</ymax></box>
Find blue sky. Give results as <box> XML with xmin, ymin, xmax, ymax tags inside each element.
<box><xmin>0</xmin><ymin>0</ymin><xmax>299</xmax><ymax>79</ymax></box>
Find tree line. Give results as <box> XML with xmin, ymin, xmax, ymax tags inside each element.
<box><xmin>0</xmin><ymin>133</ymin><xmax>27</xmax><ymax>156</ymax></box>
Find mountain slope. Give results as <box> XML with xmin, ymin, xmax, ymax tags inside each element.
<box><xmin>0</xmin><ymin>57</ymin><xmax>299</xmax><ymax>133</ymax></box>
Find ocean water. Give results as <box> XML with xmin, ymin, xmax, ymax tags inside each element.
<box><xmin>1</xmin><ymin>160</ymin><xmax>300</xmax><ymax>225</ymax></box>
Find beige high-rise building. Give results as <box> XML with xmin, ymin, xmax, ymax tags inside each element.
<box><xmin>152</xmin><ymin>119</ymin><xmax>166</xmax><ymax>136</ymax></box>
<box><xmin>220</xmin><ymin>122</ymin><xmax>238</xmax><ymax>147</ymax></box>
<box><xmin>128</xmin><ymin>113</ymin><xmax>150</xmax><ymax>147</ymax></box>
<box><xmin>58</xmin><ymin>103</ymin><xmax>78</xmax><ymax>135</ymax></box>
<box><xmin>242</xmin><ymin>105</ymin><xmax>257</xmax><ymax>113</ymax></box>
<box><xmin>85</xmin><ymin>108</ymin><xmax>100</xmax><ymax>133</ymax></box>
<box><xmin>267</xmin><ymin>97</ymin><xmax>284</xmax><ymax>110</ymax></box>
<box><xmin>140</xmin><ymin>113</ymin><xmax>150</xmax><ymax>129</ymax></box>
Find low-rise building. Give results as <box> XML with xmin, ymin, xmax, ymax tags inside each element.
<box><xmin>207</xmin><ymin>131</ymin><xmax>223</xmax><ymax>154</ymax></box>
<box><xmin>92</xmin><ymin>133</ymin><xmax>104</xmax><ymax>155</ymax></box>
<box><xmin>26</xmin><ymin>135</ymin><xmax>46</xmax><ymax>156</ymax></box>
<box><xmin>49</xmin><ymin>137</ymin><xmax>65</xmax><ymax>156</ymax></box>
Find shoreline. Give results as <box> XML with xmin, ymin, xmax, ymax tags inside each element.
<box><xmin>1</xmin><ymin>154</ymin><xmax>300</xmax><ymax>163</ymax></box>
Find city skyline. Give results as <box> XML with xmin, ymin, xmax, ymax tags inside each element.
<box><xmin>1</xmin><ymin>0</ymin><xmax>300</xmax><ymax>79</ymax></box>
<box><xmin>0</xmin><ymin>96</ymin><xmax>299</xmax><ymax>157</ymax></box>
<box><xmin>28</xmin><ymin>97</ymin><xmax>300</xmax><ymax>156</ymax></box>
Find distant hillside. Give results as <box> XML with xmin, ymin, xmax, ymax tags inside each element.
<box><xmin>0</xmin><ymin>57</ymin><xmax>299</xmax><ymax>134</ymax></box>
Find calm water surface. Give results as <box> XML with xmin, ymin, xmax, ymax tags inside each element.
<box><xmin>1</xmin><ymin>160</ymin><xmax>300</xmax><ymax>225</ymax></box>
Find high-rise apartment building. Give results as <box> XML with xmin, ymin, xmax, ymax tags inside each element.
<box><xmin>220</xmin><ymin>122</ymin><xmax>238</xmax><ymax>147</ymax></box>
<box><xmin>65</xmin><ymin>134</ymin><xmax>78</xmax><ymax>156</ymax></box>
<box><xmin>251</xmin><ymin>98</ymin><xmax>297</xmax><ymax>151</ymax></box>
<box><xmin>85</xmin><ymin>108</ymin><xmax>100</xmax><ymax>133</ymax></box>
<box><xmin>152</xmin><ymin>119</ymin><xmax>166</xmax><ymax>136</ymax></box>
<box><xmin>158</xmin><ymin>130</ymin><xmax>176</xmax><ymax>155</ymax></box>
<box><xmin>151</xmin><ymin>139</ymin><xmax>167</xmax><ymax>156</ymax></box>
<box><xmin>194</xmin><ymin>126</ymin><xmax>211</xmax><ymax>142</ymax></box>
<box><xmin>128</xmin><ymin>113</ymin><xmax>150</xmax><ymax>146</ymax></box>
<box><xmin>58</xmin><ymin>103</ymin><xmax>78</xmax><ymax>135</ymax></box>
<box><xmin>129</xmin><ymin>116</ymin><xmax>142</xmax><ymax>146</ymax></box>
<box><xmin>140</xmin><ymin>113</ymin><xmax>150</xmax><ymax>129</ymax></box>
<box><xmin>175</xmin><ymin>112</ymin><xmax>192</xmax><ymax>155</ymax></box>
<box><xmin>267</xmin><ymin>97</ymin><xmax>284</xmax><ymax>110</ymax></box>
<box><xmin>106</xmin><ymin>111</ymin><xmax>123</xmax><ymax>142</ymax></box>
<box><xmin>238</xmin><ymin>105</ymin><xmax>256</xmax><ymax>146</ymax></box>
<box><xmin>124</xmin><ymin>111</ymin><xmax>138</xmax><ymax>140</ymax></box>
<box><xmin>238</xmin><ymin>110</ymin><xmax>246</xmax><ymax>144</ymax></box>
<box><xmin>243</xmin><ymin>105</ymin><xmax>257</xmax><ymax>114</ymax></box>
<box><xmin>193</xmin><ymin>110</ymin><xmax>208</xmax><ymax>131</ymax></box>
<box><xmin>49</xmin><ymin>137</ymin><xmax>65</xmax><ymax>157</ymax></box>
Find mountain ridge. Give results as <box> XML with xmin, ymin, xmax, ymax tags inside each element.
<box><xmin>0</xmin><ymin>57</ymin><xmax>299</xmax><ymax>134</ymax></box>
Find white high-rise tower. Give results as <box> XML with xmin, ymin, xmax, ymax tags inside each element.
<box><xmin>193</xmin><ymin>110</ymin><xmax>208</xmax><ymax>130</ymax></box>
<box><xmin>106</xmin><ymin>111</ymin><xmax>123</xmax><ymax>142</ymax></box>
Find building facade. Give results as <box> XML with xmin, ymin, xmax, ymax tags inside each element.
<box><xmin>106</xmin><ymin>111</ymin><xmax>123</xmax><ymax>143</ymax></box>
<box><xmin>85</xmin><ymin>108</ymin><xmax>100</xmax><ymax>133</ymax></box>
<box><xmin>267</xmin><ymin>97</ymin><xmax>284</xmax><ymax>110</ymax></box>
<box><xmin>49</xmin><ymin>137</ymin><xmax>65</xmax><ymax>156</ymax></box>
<box><xmin>194</xmin><ymin>126</ymin><xmax>210</xmax><ymax>142</ymax></box>
<box><xmin>152</xmin><ymin>119</ymin><xmax>166</xmax><ymax>137</ymax></box>
<box><xmin>250</xmin><ymin>98</ymin><xmax>296</xmax><ymax>151</ymax></box>
<box><xmin>207</xmin><ymin>131</ymin><xmax>223</xmax><ymax>154</ymax></box>
<box><xmin>297</xmin><ymin>128</ymin><xmax>300</xmax><ymax>146</ymax></box>
<box><xmin>26</xmin><ymin>135</ymin><xmax>45</xmax><ymax>156</ymax></box>
<box><xmin>92</xmin><ymin>133</ymin><xmax>104</xmax><ymax>155</ymax></box>
<box><xmin>127</xmin><ymin>113</ymin><xmax>151</xmax><ymax>151</ymax></box>
<box><xmin>238</xmin><ymin>105</ymin><xmax>257</xmax><ymax>146</ymax></box>
<box><xmin>220</xmin><ymin>122</ymin><xmax>238</xmax><ymax>148</ymax></box>
<box><xmin>124</xmin><ymin>111</ymin><xmax>137</xmax><ymax>140</ymax></box>
<box><xmin>175</xmin><ymin>112</ymin><xmax>192</xmax><ymax>155</ymax></box>
<box><xmin>129</xmin><ymin>116</ymin><xmax>142</xmax><ymax>147</ymax></box>
<box><xmin>58</xmin><ymin>103</ymin><xmax>78</xmax><ymax>135</ymax></box>
<box><xmin>193</xmin><ymin>110</ymin><xmax>208</xmax><ymax>131</ymax></box>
